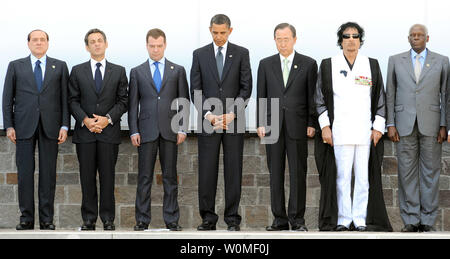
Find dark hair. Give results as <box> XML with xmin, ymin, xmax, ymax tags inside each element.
<box><xmin>274</xmin><ymin>23</ymin><xmax>296</xmax><ymax>38</ymax></box>
<box><xmin>27</xmin><ymin>29</ymin><xmax>49</xmax><ymax>42</ymax></box>
<box><xmin>210</xmin><ymin>14</ymin><xmax>231</xmax><ymax>28</ymax></box>
<box><xmin>84</xmin><ymin>28</ymin><xmax>107</xmax><ymax>46</ymax></box>
<box><xmin>146</xmin><ymin>28</ymin><xmax>166</xmax><ymax>43</ymax></box>
<box><xmin>337</xmin><ymin>22</ymin><xmax>365</xmax><ymax>49</ymax></box>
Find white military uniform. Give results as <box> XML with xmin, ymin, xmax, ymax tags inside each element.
<box><xmin>318</xmin><ymin>53</ymin><xmax>385</xmax><ymax>228</ymax></box>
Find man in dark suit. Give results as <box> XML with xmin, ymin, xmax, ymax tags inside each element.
<box><xmin>69</xmin><ymin>29</ymin><xmax>128</xmax><ymax>231</ymax></box>
<box><xmin>190</xmin><ymin>14</ymin><xmax>252</xmax><ymax>231</ymax></box>
<box><xmin>257</xmin><ymin>23</ymin><xmax>317</xmax><ymax>231</ymax></box>
<box><xmin>128</xmin><ymin>28</ymin><xmax>190</xmax><ymax>231</ymax></box>
<box><xmin>2</xmin><ymin>30</ymin><xmax>70</xmax><ymax>230</ymax></box>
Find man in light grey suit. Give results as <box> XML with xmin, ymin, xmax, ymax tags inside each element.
<box><xmin>386</xmin><ymin>24</ymin><xmax>449</xmax><ymax>232</ymax></box>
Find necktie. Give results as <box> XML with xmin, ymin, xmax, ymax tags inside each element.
<box><xmin>414</xmin><ymin>54</ymin><xmax>422</xmax><ymax>83</ymax></box>
<box><xmin>34</xmin><ymin>60</ymin><xmax>43</xmax><ymax>92</ymax></box>
<box><xmin>216</xmin><ymin>46</ymin><xmax>224</xmax><ymax>80</ymax></box>
<box><xmin>283</xmin><ymin>58</ymin><xmax>290</xmax><ymax>87</ymax></box>
<box><xmin>95</xmin><ymin>63</ymin><xmax>102</xmax><ymax>93</ymax></box>
<box><xmin>153</xmin><ymin>61</ymin><xmax>162</xmax><ymax>93</ymax></box>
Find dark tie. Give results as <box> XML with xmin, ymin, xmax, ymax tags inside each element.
<box><xmin>95</xmin><ymin>63</ymin><xmax>102</xmax><ymax>93</ymax></box>
<box><xmin>153</xmin><ymin>61</ymin><xmax>162</xmax><ymax>93</ymax></box>
<box><xmin>34</xmin><ymin>60</ymin><xmax>43</xmax><ymax>92</ymax></box>
<box><xmin>216</xmin><ymin>46</ymin><xmax>224</xmax><ymax>80</ymax></box>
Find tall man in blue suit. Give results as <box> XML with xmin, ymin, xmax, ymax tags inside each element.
<box><xmin>3</xmin><ymin>30</ymin><xmax>70</xmax><ymax>230</ymax></box>
<box><xmin>128</xmin><ymin>28</ymin><xmax>190</xmax><ymax>231</ymax></box>
<box><xmin>190</xmin><ymin>14</ymin><xmax>252</xmax><ymax>231</ymax></box>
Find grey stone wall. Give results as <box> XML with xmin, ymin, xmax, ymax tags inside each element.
<box><xmin>0</xmin><ymin>135</ymin><xmax>449</xmax><ymax>231</ymax></box>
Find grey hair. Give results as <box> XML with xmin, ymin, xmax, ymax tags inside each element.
<box><xmin>409</xmin><ymin>24</ymin><xmax>428</xmax><ymax>36</ymax></box>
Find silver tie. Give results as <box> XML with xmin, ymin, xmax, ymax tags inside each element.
<box><xmin>414</xmin><ymin>54</ymin><xmax>422</xmax><ymax>83</ymax></box>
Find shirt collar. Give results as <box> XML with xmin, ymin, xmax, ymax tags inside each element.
<box><xmin>213</xmin><ymin>41</ymin><xmax>228</xmax><ymax>54</ymax></box>
<box><xmin>30</xmin><ymin>54</ymin><xmax>47</xmax><ymax>65</ymax></box>
<box><xmin>279</xmin><ymin>51</ymin><xmax>295</xmax><ymax>64</ymax></box>
<box><xmin>90</xmin><ymin>58</ymin><xmax>106</xmax><ymax>69</ymax></box>
<box><xmin>411</xmin><ymin>48</ymin><xmax>427</xmax><ymax>59</ymax></box>
<box><xmin>149</xmin><ymin>57</ymin><xmax>166</xmax><ymax>66</ymax></box>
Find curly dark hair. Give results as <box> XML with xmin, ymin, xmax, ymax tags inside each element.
<box><xmin>337</xmin><ymin>22</ymin><xmax>365</xmax><ymax>49</ymax></box>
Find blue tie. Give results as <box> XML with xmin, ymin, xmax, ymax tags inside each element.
<box><xmin>34</xmin><ymin>60</ymin><xmax>43</xmax><ymax>92</ymax></box>
<box><xmin>95</xmin><ymin>63</ymin><xmax>102</xmax><ymax>93</ymax></box>
<box><xmin>153</xmin><ymin>61</ymin><xmax>162</xmax><ymax>93</ymax></box>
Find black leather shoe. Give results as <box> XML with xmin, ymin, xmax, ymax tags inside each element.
<box><xmin>355</xmin><ymin>226</ymin><xmax>367</xmax><ymax>232</ymax></box>
<box><xmin>227</xmin><ymin>224</ymin><xmax>240</xmax><ymax>231</ymax></box>
<box><xmin>167</xmin><ymin>223</ymin><xmax>182</xmax><ymax>231</ymax></box>
<box><xmin>401</xmin><ymin>224</ymin><xmax>419</xmax><ymax>232</ymax></box>
<box><xmin>291</xmin><ymin>224</ymin><xmax>308</xmax><ymax>232</ymax></box>
<box><xmin>134</xmin><ymin>222</ymin><xmax>149</xmax><ymax>231</ymax></box>
<box><xmin>40</xmin><ymin>222</ymin><xmax>55</xmax><ymax>230</ymax></box>
<box><xmin>16</xmin><ymin>222</ymin><xmax>34</xmax><ymax>230</ymax></box>
<box><xmin>335</xmin><ymin>225</ymin><xmax>349</xmax><ymax>231</ymax></box>
<box><xmin>197</xmin><ymin>221</ymin><xmax>216</xmax><ymax>231</ymax></box>
<box><xmin>266</xmin><ymin>224</ymin><xmax>289</xmax><ymax>231</ymax></box>
<box><xmin>419</xmin><ymin>225</ymin><xmax>435</xmax><ymax>232</ymax></box>
<box><xmin>103</xmin><ymin>221</ymin><xmax>115</xmax><ymax>231</ymax></box>
<box><xmin>81</xmin><ymin>221</ymin><xmax>96</xmax><ymax>231</ymax></box>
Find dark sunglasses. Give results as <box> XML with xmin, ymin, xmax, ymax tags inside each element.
<box><xmin>342</xmin><ymin>34</ymin><xmax>361</xmax><ymax>39</ymax></box>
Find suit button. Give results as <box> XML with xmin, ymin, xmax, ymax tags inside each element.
<box><xmin>96</xmin><ymin>104</ymin><xmax>99</xmax><ymax>107</ymax></box>
<box><xmin>219</xmin><ymin>88</ymin><xmax>223</xmax><ymax>92</ymax></box>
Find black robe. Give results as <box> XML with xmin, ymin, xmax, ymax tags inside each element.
<box><xmin>314</xmin><ymin>57</ymin><xmax>393</xmax><ymax>232</ymax></box>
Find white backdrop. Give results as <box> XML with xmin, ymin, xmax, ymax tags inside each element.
<box><xmin>1</xmin><ymin>0</ymin><xmax>449</xmax><ymax>131</ymax></box>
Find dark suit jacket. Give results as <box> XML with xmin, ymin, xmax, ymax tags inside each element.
<box><xmin>190</xmin><ymin>42</ymin><xmax>252</xmax><ymax>134</ymax></box>
<box><xmin>128</xmin><ymin>59</ymin><xmax>190</xmax><ymax>143</ymax></box>
<box><xmin>69</xmin><ymin>60</ymin><xmax>128</xmax><ymax>144</ymax></box>
<box><xmin>2</xmin><ymin>55</ymin><xmax>70</xmax><ymax>139</ymax></box>
<box><xmin>257</xmin><ymin>52</ymin><xmax>317</xmax><ymax>139</ymax></box>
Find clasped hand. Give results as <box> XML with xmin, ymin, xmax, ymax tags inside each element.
<box><xmin>84</xmin><ymin>114</ymin><xmax>109</xmax><ymax>134</ymax></box>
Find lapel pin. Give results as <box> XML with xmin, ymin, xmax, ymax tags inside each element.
<box><xmin>52</xmin><ymin>65</ymin><xmax>56</xmax><ymax>69</ymax></box>
<box><xmin>171</xmin><ymin>66</ymin><xmax>174</xmax><ymax>70</ymax></box>
<box><xmin>229</xmin><ymin>55</ymin><xmax>232</xmax><ymax>58</ymax></box>
<box><xmin>426</xmin><ymin>64</ymin><xmax>430</xmax><ymax>67</ymax></box>
<box><xmin>294</xmin><ymin>65</ymin><xmax>298</xmax><ymax>69</ymax></box>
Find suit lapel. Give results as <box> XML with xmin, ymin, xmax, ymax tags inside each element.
<box><xmin>99</xmin><ymin>61</ymin><xmax>113</xmax><ymax>95</ymax></box>
<box><xmin>83</xmin><ymin>61</ymin><xmax>97</xmax><ymax>95</ymax></box>
<box><xmin>160</xmin><ymin>59</ymin><xmax>173</xmax><ymax>93</ymax></box>
<box><xmin>417</xmin><ymin>50</ymin><xmax>436</xmax><ymax>86</ymax></box>
<box><xmin>271</xmin><ymin>55</ymin><xmax>285</xmax><ymax>91</ymax></box>
<box><xmin>285</xmin><ymin>52</ymin><xmax>302</xmax><ymax>91</ymax></box>
<box><xmin>142</xmin><ymin>60</ymin><xmax>158</xmax><ymax>93</ymax></box>
<box><xmin>401</xmin><ymin>52</ymin><xmax>417</xmax><ymax>84</ymax></box>
<box><xmin>221</xmin><ymin>44</ymin><xmax>234</xmax><ymax>83</ymax></box>
<box><xmin>23</xmin><ymin>56</ymin><xmax>39</xmax><ymax>94</ymax></box>
<box><xmin>207</xmin><ymin>43</ymin><xmax>221</xmax><ymax>84</ymax></box>
<box><xmin>40</xmin><ymin>57</ymin><xmax>55</xmax><ymax>93</ymax></box>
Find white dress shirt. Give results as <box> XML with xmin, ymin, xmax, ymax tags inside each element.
<box><xmin>90</xmin><ymin>58</ymin><xmax>106</xmax><ymax>79</ymax></box>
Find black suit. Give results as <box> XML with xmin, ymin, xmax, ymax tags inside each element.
<box><xmin>2</xmin><ymin>55</ymin><xmax>70</xmax><ymax>224</ymax></box>
<box><xmin>128</xmin><ymin>59</ymin><xmax>189</xmax><ymax>226</ymax></box>
<box><xmin>68</xmin><ymin>60</ymin><xmax>128</xmax><ymax>224</ymax></box>
<box><xmin>190</xmin><ymin>42</ymin><xmax>252</xmax><ymax>226</ymax></box>
<box><xmin>257</xmin><ymin>52</ymin><xmax>317</xmax><ymax>227</ymax></box>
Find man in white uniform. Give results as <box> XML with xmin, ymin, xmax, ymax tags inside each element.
<box><xmin>315</xmin><ymin>22</ymin><xmax>389</xmax><ymax>231</ymax></box>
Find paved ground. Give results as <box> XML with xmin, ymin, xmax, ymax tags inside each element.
<box><xmin>1</xmin><ymin>229</ymin><xmax>449</xmax><ymax>239</ymax></box>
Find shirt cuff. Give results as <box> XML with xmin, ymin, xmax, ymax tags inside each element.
<box><xmin>178</xmin><ymin>131</ymin><xmax>187</xmax><ymax>135</ymax></box>
<box><xmin>318</xmin><ymin>111</ymin><xmax>330</xmax><ymax>130</ymax></box>
<box><xmin>204</xmin><ymin>111</ymin><xmax>212</xmax><ymax>119</ymax></box>
<box><xmin>61</xmin><ymin>126</ymin><xmax>69</xmax><ymax>131</ymax></box>
<box><xmin>130</xmin><ymin>133</ymin><xmax>140</xmax><ymax>137</ymax></box>
<box><xmin>372</xmin><ymin>115</ymin><xmax>386</xmax><ymax>135</ymax></box>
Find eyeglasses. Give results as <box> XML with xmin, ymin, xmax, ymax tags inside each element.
<box><xmin>342</xmin><ymin>34</ymin><xmax>361</xmax><ymax>39</ymax></box>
